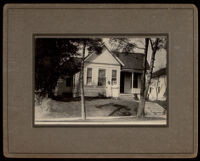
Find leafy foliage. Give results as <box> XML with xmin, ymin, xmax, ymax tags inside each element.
<box><xmin>35</xmin><ymin>38</ymin><xmax>103</xmax><ymax>97</ymax></box>
<box><xmin>109</xmin><ymin>38</ymin><xmax>137</xmax><ymax>52</ymax></box>
<box><xmin>109</xmin><ymin>38</ymin><xmax>148</xmax><ymax>53</ymax></box>
<box><xmin>150</xmin><ymin>37</ymin><xmax>168</xmax><ymax>51</ymax></box>
<box><xmin>109</xmin><ymin>37</ymin><xmax>167</xmax><ymax>53</ymax></box>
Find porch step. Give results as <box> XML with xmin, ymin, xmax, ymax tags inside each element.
<box><xmin>119</xmin><ymin>94</ymin><xmax>134</xmax><ymax>97</ymax></box>
<box><xmin>119</xmin><ymin>94</ymin><xmax>134</xmax><ymax>100</ymax></box>
<box><xmin>119</xmin><ymin>93</ymin><xmax>140</xmax><ymax>100</ymax></box>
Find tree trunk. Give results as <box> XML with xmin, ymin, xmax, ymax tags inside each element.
<box><xmin>144</xmin><ymin>38</ymin><xmax>159</xmax><ymax>99</ymax></box>
<box><xmin>156</xmin><ymin>77</ymin><xmax>159</xmax><ymax>100</ymax></box>
<box><xmin>136</xmin><ymin>38</ymin><xmax>149</xmax><ymax>118</ymax></box>
<box><xmin>80</xmin><ymin>42</ymin><xmax>86</xmax><ymax>120</ymax></box>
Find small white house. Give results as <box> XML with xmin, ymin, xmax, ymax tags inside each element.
<box><xmin>148</xmin><ymin>68</ymin><xmax>167</xmax><ymax>101</ymax></box>
<box><xmin>54</xmin><ymin>45</ymin><xmax>149</xmax><ymax>98</ymax></box>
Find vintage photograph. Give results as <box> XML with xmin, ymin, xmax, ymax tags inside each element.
<box><xmin>34</xmin><ymin>36</ymin><xmax>167</xmax><ymax>125</ymax></box>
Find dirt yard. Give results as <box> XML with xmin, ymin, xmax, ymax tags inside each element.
<box><xmin>35</xmin><ymin>97</ymin><xmax>139</xmax><ymax>120</ymax></box>
<box><xmin>35</xmin><ymin>97</ymin><xmax>166</xmax><ymax>121</ymax></box>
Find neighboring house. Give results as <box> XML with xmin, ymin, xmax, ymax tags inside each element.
<box><xmin>54</xmin><ymin>45</ymin><xmax>149</xmax><ymax>98</ymax></box>
<box><xmin>148</xmin><ymin>68</ymin><xmax>167</xmax><ymax>101</ymax></box>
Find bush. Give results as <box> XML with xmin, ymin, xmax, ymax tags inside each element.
<box><xmin>40</xmin><ymin>97</ymin><xmax>53</xmax><ymax>112</ymax></box>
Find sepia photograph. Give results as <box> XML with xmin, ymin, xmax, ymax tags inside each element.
<box><xmin>34</xmin><ymin>36</ymin><xmax>168</xmax><ymax>125</ymax></box>
<box><xmin>3</xmin><ymin>3</ymin><xmax>197</xmax><ymax>158</ymax></box>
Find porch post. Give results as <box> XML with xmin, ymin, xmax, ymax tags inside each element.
<box><xmin>132</xmin><ymin>72</ymin><xmax>134</xmax><ymax>93</ymax></box>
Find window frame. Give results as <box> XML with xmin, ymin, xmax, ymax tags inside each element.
<box><xmin>111</xmin><ymin>69</ymin><xmax>117</xmax><ymax>85</ymax></box>
<box><xmin>86</xmin><ymin>68</ymin><xmax>92</xmax><ymax>85</ymax></box>
<box><xmin>98</xmin><ymin>69</ymin><xmax>106</xmax><ymax>87</ymax></box>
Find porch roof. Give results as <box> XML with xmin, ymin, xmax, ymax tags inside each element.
<box><xmin>152</xmin><ymin>68</ymin><xmax>167</xmax><ymax>78</ymax></box>
<box><xmin>120</xmin><ymin>69</ymin><xmax>143</xmax><ymax>73</ymax></box>
<box><xmin>112</xmin><ymin>51</ymin><xmax>150</xmax><ymax>70</ymax></box>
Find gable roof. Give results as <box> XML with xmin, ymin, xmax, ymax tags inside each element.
<box><xmin>80</xmin><ymin>45</ymin><xmax>150</xmax><ymax>71</ymax></box>
<box><xmin>84</xmin><ymin>45</ymin><xmax>124</xmax><ymax>66</ymax></box>
<box><xmin>112</xmin><ymin>51</ymin><xmax>150</xmax><ymax>70</ymax></box>
<box><xmin>103</xmin><ymin>45</ymin><xmax>125</xmax><ymax>66</ymax></box>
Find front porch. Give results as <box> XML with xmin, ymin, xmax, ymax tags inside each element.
<box><xmin>120</xmin><ymin>70</ymin><xmax>142</xmax><ymax>96</ymax></box>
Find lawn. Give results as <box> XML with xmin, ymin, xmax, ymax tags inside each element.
<box><xmin>35</xmin><ymin>97</ymin><xmax>139</xmax><ymax>120</ymax></box>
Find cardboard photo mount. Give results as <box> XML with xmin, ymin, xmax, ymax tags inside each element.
<box><xmin>3</xmin><ymin>4</ymin><xmax>198</xmax><ymax>158</ymax></box>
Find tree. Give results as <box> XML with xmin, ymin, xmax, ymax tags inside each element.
<box><xmin>108</xmin><ymin>37</ymin><xmax>167</xmax><ymax>118</ymax></box>
<box><xmin>35</xmin><ymin>38</ymin><xmax>80</xmax><ymax>98</ymax></box>
<box><xmin>137</xmin><ymin>37</ymin><xmax>167</xmax><ymax>117</ymax></box>
<box><xmin>109</xmin><ymin>38</ymin><xmax>145</xmax><ymax>52</ymax></box>
<box><xmin>69</xmin><ymin>38</ymin><xmax>103</xmax><ymax>120</ymax></box>
<box><xmin>136</xmin><ymin>38</ymin><xmax>149</xmax><ymax>117</ymax></box>
<box><xmin>35</xmin><ymin>38</ymin><xmax>103</xmax><ymax>120</ymax></box>
<box><xmin>144</xmin><ymin>38</ymin><xmax>159</xmax><ymax>98</ymax></box>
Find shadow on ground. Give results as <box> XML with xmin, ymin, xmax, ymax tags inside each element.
<box><xmin>52</xmin><ymin>95</ymin><xmax>112</xmax><ymax>102</ymax></box>
<box><xmin>95</xmin><ymin>103</ymin><xmax>132</xmax><ymax>116</ymax></box>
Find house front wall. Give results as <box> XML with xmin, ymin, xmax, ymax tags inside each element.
<box><xmin>85</xmin><ymin>63</ymin><xmax>120</xmax><ymax>86</ymax></box>
<box><xmin>73</xmin><ymin>63</ymin><xmax>120</xmax><ymax>97</ymax></box>
<box><xmin>87</xmin><ymin>63</ymin><xmax>120</xmax><ymax>97</ymax></box>
<box><xmin>148</xmin><ymin>75</ymin><xmax>167</xmax><ymax>101</ymax></box>
<box><xmin>73</xmin><ymin>47</ymin><xmax>122</xmax><ymax>98</ymax></box>
<box><xmin>57</xmin><ymin>47</ymin><xmax>144</xmax><ymax>98</ymax></box>
<box><xmin>54</xmin><ymin>76</ymin><xmax>73</xmax><ymax>96</ymax></box>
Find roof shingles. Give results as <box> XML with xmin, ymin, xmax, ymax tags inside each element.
<box><xmin>112</xmin><ymin>51</ymin><xmax>150</xmax><ymax>70</ymax></box>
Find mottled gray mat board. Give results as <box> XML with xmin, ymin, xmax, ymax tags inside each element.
<box><xmin>3</xmin><ymin>4</ymin><xmax>198</xmax><ymax>158</ymax></box>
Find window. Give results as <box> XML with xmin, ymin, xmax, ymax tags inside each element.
<box><xmin>133</xmin><ymin>73</ymin><xmax>139</xmax><ymax>88</ymax></box>
<box><xmin>158</xmin><ymin>87</ymin><xmax>161</xmax><ymax>93</ymax></box>
<box><xmin>111</xmin><ymin>70</ymin><xmax>117</xmax><ymax>85</ymax></box>
<box><xmin>98</xmin><ymin>69</ymin><xmax>106</xmax><ymax>86</ymax></box>
<box><xmin>66</xmin><ymin>77</ymin><xmax>72</xmax><ymax>87</ymax></box>
<box><xmin>87</xmin><ymin>68</ymin><xmax>92</xmax><ymax>85</ymax></box>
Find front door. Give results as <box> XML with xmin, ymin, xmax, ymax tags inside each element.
<box><xmin>120</xmin><ymin>72</ymin><xmax>125</xmax><ymax>93</ymax></box>
<box><xmin>124</xmin><ymin>72</ymin><xmax>132</xmax><ymax>94</ymax></box>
